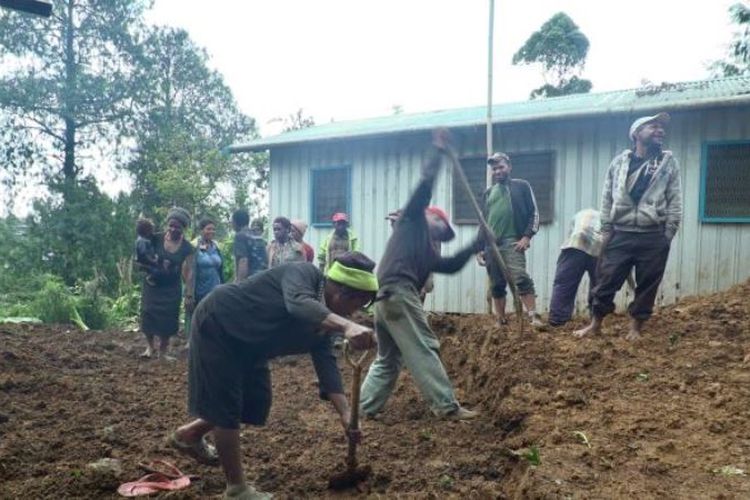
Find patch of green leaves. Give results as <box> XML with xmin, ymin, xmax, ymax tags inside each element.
<box><xmin>512</xmin><ymin>445</ymin><xmax>542</xmax><ymax>466</ymax></box>
<box><xmin>437</xmin><ymin>474</ymin><xmax>454</xmax><ymax>490</ymax></box>
<box><xmin>713</xmin><ymin>465</ymin><xmax>746</xmax><ymax>476</ymax></box>
<box><xmin>525</xmin><ymin>446</ymin><xmax>541</xmax><ymax>466</ymax></box>
<box><xmin>418</xmin><ymin>428</ymin><xmax>434</xmax><ymax>442</ymax></box>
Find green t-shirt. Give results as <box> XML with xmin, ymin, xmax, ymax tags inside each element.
<box><xmin>486</xmin><ymin>183</ymin><xmax>517</xmax><ymax>240</ymax></box>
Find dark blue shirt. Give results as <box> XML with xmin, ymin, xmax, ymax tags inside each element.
<box><xmin>233</xmin><ymin>227</ymin><xmax>268</xmax><ymax>276</ymax></box>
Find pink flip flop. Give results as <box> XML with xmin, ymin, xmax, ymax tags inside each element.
<box><xmin>117</xmin><ymin>460</ymin><xmax>193</xmax><ymax>497</ymax></box>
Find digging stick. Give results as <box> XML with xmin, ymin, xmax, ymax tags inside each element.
<box><xmin>328</xmin><ymin>342</ymin><xmax>374</xmax><ymax>490</ymax></box>
<box><xmin>346</xmin><ymin>351</ymin><xmax>364</xmax><ymax>471</ymax></box>
<box><xmin>442</xmin><ymin>145</ymin><xmax>525</xmax><ymax>333</ymax></box>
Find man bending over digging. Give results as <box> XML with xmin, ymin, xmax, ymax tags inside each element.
<box><xmin>168</xmin><ymin>253</ymin><xmax>378</xmax><ymax>500</ymax></box>
<box><xmin>359</xmin><ymin>129</ymin><xmax>481</xmax><ymax>421</ymax></box>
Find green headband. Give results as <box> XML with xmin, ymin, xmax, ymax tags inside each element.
<box><xmin>326</xmin><ymin>261</ymin><xmax>379</xmax><ymax>293</ymax></box>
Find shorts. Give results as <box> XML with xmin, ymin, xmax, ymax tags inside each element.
<box><xmin>486</xmin><ymin>238</ymin><xmax>536</xmax><ymax>299</ymax></box>
<box><xmin>188</xmin><ymin>312</ymin><xmax>271</xmax><ymax>429</ymax></box>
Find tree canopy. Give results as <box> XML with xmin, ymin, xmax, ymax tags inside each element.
<box><xmin>125</xmin><ymin>26</ymin><xmax>262</xmax><ymax>222</ymax></box>
<box><xmin>0</xmin><ymin>0</ymin><xmax>149</xmax><ymax>197</ymax></box>
<box><xmin>712</xmin><ymin>2</ymin><xmax>750</xmax><ymax>77</ymax></box>
<box><xmin>512</xmin><ymin>12</ymin><xmax>592</xmax><ymax>99</ymax></box>
<box><xmin>0</xmin><ymin>1</ymin><xmax>265</xmax><ymax>290</ymax></box>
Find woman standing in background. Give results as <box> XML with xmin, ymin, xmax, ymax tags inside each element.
<box><xmin>139</xmin><ymin>207</ymin><xmax>194</xmax><ymax>361</ymax></box>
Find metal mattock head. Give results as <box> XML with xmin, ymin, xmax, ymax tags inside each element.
<box><xmin>343</xmin><ymin>340</ymin><xmax>374</xmax><ymax>369</ymax></box>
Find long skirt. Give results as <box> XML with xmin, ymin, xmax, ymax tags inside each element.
<box><xmin>140</xmin><ymin>280</ymin><xmax>182</xmax><ymax>338</ymax></box>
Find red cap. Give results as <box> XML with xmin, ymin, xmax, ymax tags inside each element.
<box><xmin>425</xmin><ymin>206</ymin><xmax>455</xmax><ymax>240</ymax></box>
<box><xmin>332</xmin><ymin>212</ymin><xmax>349</xmax><ymax>223</ymax></box>
<box><xmin>425</xmin><ymin>206</ymin><xmax>449</xmax><ymax>223</ymax></box>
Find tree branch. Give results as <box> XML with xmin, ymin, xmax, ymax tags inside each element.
<box><xmin>22</xmin><ymin>115</ymin><xmax>66</xmax><ymax>143</ymax></box>
<box><xmin>75</xmin><ymin>110</ymin><xmax>131</xmax><ymax>128</ymax></box>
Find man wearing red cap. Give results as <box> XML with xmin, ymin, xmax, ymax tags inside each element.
<box><xmin>318</xmin><ymin>212</ymin><xmax>359</xmax><ymax>272</ymax></box>
<box><xmin>575</xmin><ymin>112</ymin><xmax>681</xmax><ymax>340</ymax></box>
<box><xmin>480</xmin><ymin>152</ymin><xmax>543</xmax><ymax>328</ymax></box>
<box><xmin>387</xmin><ymin>208</ymin><xmax>437</xmax><ymax>303</ymax></box>
<box><xmin>360</xmin><ymin>130</ymin><xmax>481</xmax><ymax>421</ymax></box>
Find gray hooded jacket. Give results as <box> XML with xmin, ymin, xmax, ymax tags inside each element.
<box><xmin>600</xmin><ymin>149</ymin><xmax>682</xmax><ymax>239</ymax></box>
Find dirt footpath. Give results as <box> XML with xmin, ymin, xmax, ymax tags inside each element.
<box><xmin>1</xmin><ymin>281</ymin><xmax>749</xmax><ymax>499</ymax></box>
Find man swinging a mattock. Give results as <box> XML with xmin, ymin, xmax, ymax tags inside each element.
<box><xmin>359</xmin><ymin>129</ymin><xmax>481</xmax><ymax>421</ymax></box>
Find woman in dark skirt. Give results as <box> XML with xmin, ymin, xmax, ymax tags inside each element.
<box><xmin>140</xmin><ymin>207</ymin><xmax>195</xmax><ymax>360</ymax></box>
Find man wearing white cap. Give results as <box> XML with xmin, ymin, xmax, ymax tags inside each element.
<box><xmin>575</xmin><ymin>112</ymin><xmax>682</xmax><ymax>340</ymax></box>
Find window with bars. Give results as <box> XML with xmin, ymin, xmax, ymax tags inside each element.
<box><xmin>701</xmin><ymin>142</ymin><xmax>750</xmax><ymax>222</ymax></box>
<box><xmin>452</xmin><ymin>156</ymin><xmax>488</xmax><ymax>224</ymax></box>
<box><xmin>452</xmin><ymin>151</ymin><xmax>555</xmax><ymax>224</ymax></box>
<box><xmin>310</xmin><ymin>166</ymin><xmax>351</xmax><ymax>226</ymax></box>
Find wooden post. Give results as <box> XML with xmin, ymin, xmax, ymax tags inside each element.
<box><xmin>485</xmin><ymin>0</ymin><xmax>496</xmax><ymax>316</ymax></box>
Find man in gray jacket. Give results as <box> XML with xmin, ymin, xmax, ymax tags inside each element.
<box><xmin>575</xmin><ymin>112</ymin><xmax>682</xmax><ymax>340</ymax></box>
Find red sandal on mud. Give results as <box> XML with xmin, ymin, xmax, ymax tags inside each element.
<box><xmin>117</xmin><ymin>460</ymin><xmax>195</xmax><ymax>497</ymax></box>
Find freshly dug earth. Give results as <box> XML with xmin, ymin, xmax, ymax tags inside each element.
<box><xmin>1</xmin><ymin>281</ymin><xmax>749</xmax><ymax>499</ymax></box>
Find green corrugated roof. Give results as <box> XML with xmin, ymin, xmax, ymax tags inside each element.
<box><xmin>230</xmin><ymin>76</ymin><xmax>750</xmax><ymax>152</ymax></box>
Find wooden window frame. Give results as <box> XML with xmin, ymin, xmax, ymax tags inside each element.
<box><xmin>452</xmin><ymin>155</ymin><xmax>489</xmax><ymax>225</ymax></box>
<box><xmin>452</xmin><ymin>151</ymin><xmax>555</xmax><ymax>225</ymax></box>
<box><xmin>700</xmin><ymin>140</ymin><xmax>750</xmax><ymax>223</ymax></box>
<box><xmin>309</xmin><ymin>165</ymin><xmax>352</xmax><ymax>227</ymax></box>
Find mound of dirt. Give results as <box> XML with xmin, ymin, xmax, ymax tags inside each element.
<box><xmin>437</xmin><ymin>279</ymin><xmax>750</xmax><ymax>498</ymax></box>
<box><xmin>0</xmin><ymin>281</ymin><xmax>748</xmax><ymax>498</ymax></box>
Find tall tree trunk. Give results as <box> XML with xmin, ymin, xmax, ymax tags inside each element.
<box><xmin>59</xmin><ymin>0</ymin><xmax>78</xmax><ymax>276</ymax></box>
<box><xmin>63</xmin><ymin>116</ymin><xmax>76</xmax><ymax>184</ymax></box>
<box><xmin>62</xmin><ymin>0</ymin><xmax>77</xmax><ymax>188</ymax></box>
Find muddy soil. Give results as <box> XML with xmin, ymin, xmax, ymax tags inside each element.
<box><xmin>1</xmin><ymin>281</ymin><xmax>749</xmax><ymax>499</ymax></box>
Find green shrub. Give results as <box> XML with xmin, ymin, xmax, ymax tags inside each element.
<box><xmin>109</xmin><ymin>286</ymin><xmax>140</xmax><ymax>328</ymax></box>
<box><xmin>0</xmin><ymin>294</ymin><xmax>35</xmax><ymax>318</ymax></box>
<box><xmin>74</xmin><ymin>274</ymin><xmax>113</xmax><ymax>330</ymax></box>
<box><xmin>76</xmin><ymin>295</ymin><xmax>111</xmax><ymax>330</ymax></box>
<box><xmin>31</xmin><ymin>275</ymin><xmax>77</xmax><ymax>324</ymax></box>
<box><xmin>219</xmin><ymin>236</ymin><xmax>235</xmax><ymax>283</ymax></box>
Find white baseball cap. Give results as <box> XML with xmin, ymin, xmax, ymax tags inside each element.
<box><xmin>629</xmin><ymin>112</ymin><xmax>670</xmax><ymax>141</ymax></box>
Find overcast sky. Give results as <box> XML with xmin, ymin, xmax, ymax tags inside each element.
<box><xmin>147</xmin><ymin>0</ymin><xmax>736</xmax><ymax>136</ymax></box>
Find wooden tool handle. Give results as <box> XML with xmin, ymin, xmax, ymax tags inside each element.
<box><xmin>346</xmin><ymin>365</ymin><xmax>362</xmax><ymax>471</ymax></box>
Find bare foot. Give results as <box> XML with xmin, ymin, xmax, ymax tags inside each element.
<box><xmin>573</xmin><ymin>319</ymin><xmax>601</xmax><ymax>338</ymax></box>
<box><xmin>626</xmin><ymin>318</ymin><xmax>644</xmax><ymax>341</ymax></box>
<box><xmin>743</xmin><ymin>352</ymin><xmax>750</xmax><ymax>364</ymax></box>
<box><xmin>529</xmin><ymin>313</ymin><xmax>545</xmax><ymax>329</ymax></box>
<box><xmin>574</xmin><ymin>325</ymin><xmax>597</xmax><ymax>338</ymax></box>
<box><xmin>625</xmin><ymin>330</ymin><xmax>641</xmax><ymax>341</ymax></box>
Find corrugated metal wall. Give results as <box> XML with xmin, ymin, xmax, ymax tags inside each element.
<box><xmin>269</xmin><ymin>106</ymin><xmax>750</xmax><ymax>314</ymax></box>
